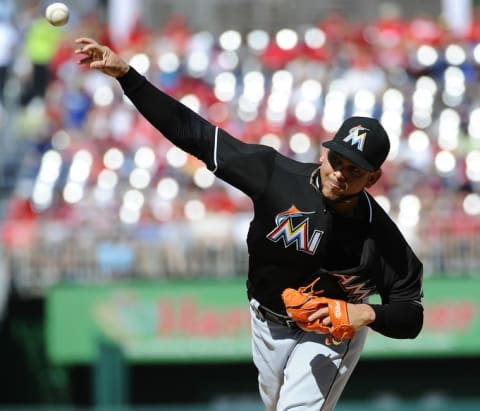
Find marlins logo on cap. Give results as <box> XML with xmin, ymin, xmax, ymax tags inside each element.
<box><xmin>322</xmin><ymin>116</ymin><xmax>390</xmax><ymax>171</ymax></box>
<box><xmin>343</xmin><ymin>124</ymin><xmax>370</xmax><ymax>152</ymax></box>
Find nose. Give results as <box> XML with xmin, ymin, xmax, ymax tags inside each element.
<box><xmin>333</xmin><ymin>167</ymin><xmax>346</xmax><ymax>180</ymax></box>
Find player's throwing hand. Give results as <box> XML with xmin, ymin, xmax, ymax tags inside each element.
<box><xmin>74</xmin><ymin>37</ymin><xmax>130</xmax><ymax>78</ymax></box>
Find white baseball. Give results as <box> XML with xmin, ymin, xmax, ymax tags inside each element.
<box><xmin>45</xmin><ymin>2</ymin><xmax>69</xmax><ymax>27</ymax></box>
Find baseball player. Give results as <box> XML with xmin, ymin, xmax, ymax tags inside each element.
<box><xmin>75</xmin><ymin>37</ymin><xmax>424</xmax><ymax>411</ymax></box>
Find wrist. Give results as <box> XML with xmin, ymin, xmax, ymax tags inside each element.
<box><xmin>362</xmin><ymin>304</ymin><xmax>376</xmax><ymax>325</ymax></box>
<box><xmin>117</xmin><ymin>65</ymin><xmax>130</xmax><ymax>78</ymax></box>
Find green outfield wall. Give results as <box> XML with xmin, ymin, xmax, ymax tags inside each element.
<box><xmin>46</xmin><ymin>277</ymin><xmax>480</xmax><ymax>364</ymax></box>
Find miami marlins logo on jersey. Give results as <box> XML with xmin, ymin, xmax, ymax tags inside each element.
<box><xmin>343</xmin><ymin>125</ymin><xmax>370</xmax><ymax>151</ymax></box>
<box><xmin>267</xmin><ymin>205</ymin><xmax>323</xmax><ymax>255</ymax></box>
<box><xmin>331</xmin><ymin>273</ymin><xmax>377</xmax><ymax>302</ymax></box>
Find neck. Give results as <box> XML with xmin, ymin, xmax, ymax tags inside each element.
<box><xmin>326</xmin><ymin>191</ymin><xmax>363</xmax><ymax>216</ymax></box>
<box><xmin>310</xmin><ymin>166</ymin><xmax>363</xmax><ymax>216</ymax></box>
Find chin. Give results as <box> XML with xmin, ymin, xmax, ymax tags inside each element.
<box><xmin>322</xmin><ymin>189</ymin><xmax>341</xmax><ymax>201</ymax></box>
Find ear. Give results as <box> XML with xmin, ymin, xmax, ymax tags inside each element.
<box><xmin>366</xmin><ymin>169</ymin><xmax>382</xmax><ymax>188</ymax></box>
<box><xmin>319</xmin><ymin>148</ymin><xmax>328</xmax><ymax>164</ymax></box>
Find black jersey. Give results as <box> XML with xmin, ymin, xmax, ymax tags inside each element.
<box><xmin>118</xmin><ymin>68</ymin><xmax>424</xmax><ymax>339</ymax></box>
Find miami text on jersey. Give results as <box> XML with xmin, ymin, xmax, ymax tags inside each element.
<box><xmin>343</xmin><ymin>125</ymin><xmax>370</xmax><ymax>151</ymax></box>
<box><xmin>267</xmin><ymin>205</ymin><xmax>324</xmax><ymax>255</ymax></box>
<box><xmin>331</xmin><ymin>273</ymin><xmax>377</xmax><ymax>302</ymax></box>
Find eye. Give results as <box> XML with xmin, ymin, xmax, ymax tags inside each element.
<box><xmin>349</xmin><ymin>166</ymin><xmax>364</xmax><ymax>177</ymax></box>
<box><xmin>328</xmin><ymin>152</ymin><xmax>340</xmax><ymax>167</ymax></box>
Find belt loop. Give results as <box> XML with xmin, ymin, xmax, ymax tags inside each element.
<box><xmin>285</xmin><ymin>318</ymin><xmax>297</xmax><ymax>329</ymax></box>
<box><xmin>258</xmin><ymin>305</ymin><xmax>299</xmax><ymax>330</ymax></box>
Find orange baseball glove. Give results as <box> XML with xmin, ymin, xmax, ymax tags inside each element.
<box><xmin>281</xmin><ymin>279</ymin><xmax>355</xmax><ymax>345</ymax></box>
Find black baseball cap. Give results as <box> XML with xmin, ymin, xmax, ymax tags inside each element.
<box><xmin>322</xmin><ymin>116</ymin><xmax>390</xmax><ymax>171</ymax></box>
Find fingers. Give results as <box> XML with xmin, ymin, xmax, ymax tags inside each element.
<box><xmin>90</xmin><ymin>59</ymin><xmax>108</xmax><ymax>70</ymax></box>
<box><xmin>78</xmin><ymin>56</ymin><xmax>93</xmax><ymax>65</ymax></box>
<box><xmin>73</xmin><ymin>38</ymin><xmax>129</xmax><ymax>77</ymax></box>
<box><xmin>75</xmin><ymin>37</ymin><xmax>98</xmax><ymax>47</ymax></box>
<box><xmin>74</xmin><ymin>38</ymin><xmax>108</xmax><ymax>69</ymax></box>
<box><xmin>308</xmin><ymin>308</ymin><xmax>328</xmax><ymax>322</ymax></box>
<box><xmin>74</xmin><ymin>38</ymin><xmax>94</xmax><ymax>53</ymax></box>
<box><xmin>75</xmin><ymin>49</ymin><xmax>97</xmax><ymax>67</ymax></box>
<box><xmin>74</xmin><ymin>37</ymin><xmax>103</xmax><ymax>58</ymax></box>
<box><xmin>74</xmin><ymin>44</ymin><xmax>96</xmax><ymax>56</ymax></box>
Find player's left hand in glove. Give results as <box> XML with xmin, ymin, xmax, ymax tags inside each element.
<box><xmin>281</xmin><ymin>279</ymin><xmax>355</xmax><ymax>345</ymax></box>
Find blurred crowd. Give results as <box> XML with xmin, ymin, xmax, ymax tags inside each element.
<box><xmin>1</xmin><ymin>1</ymin><xmax>480</xmax><ymax>295</ymax></box>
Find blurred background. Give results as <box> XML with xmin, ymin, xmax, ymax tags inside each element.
<box><xmin>0</xmin><ymin>0</ymin><xmax>479</xmax><ymax>410</ymax></box>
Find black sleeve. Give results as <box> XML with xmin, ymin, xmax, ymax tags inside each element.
<box><xmin>117</xmin><ymin>67</ymin><xmax>218</xmax><ymax>170</ymax></box>
<box><xmin>368</xmin><ymin>301</ymin><xmax>423</xmax><ymax>339</ymax></box>
<box><xmin>214</xmin><ymin>129</ymin><xmax>277</xmax><ymax>199</ymax></box>
<box><xmin>367</xmin><ymin>206</ymin><xmax>424</xmax><ymax>339</ymax></box>
<box><xmin>117</xmin><ymin>67</ymin><xmax>276</xmax><ymax>198</ymax></box>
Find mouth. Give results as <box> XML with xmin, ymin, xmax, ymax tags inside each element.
<box><xmin>329</xmin><ymin>179</ymin><xmax>346</xmax><ymax>192</ymax></box>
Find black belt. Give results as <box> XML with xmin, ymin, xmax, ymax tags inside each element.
<box><xmin>258</xmin><ymin>305</ymin><xmax>299</xmax><ymax>330</ymax></box>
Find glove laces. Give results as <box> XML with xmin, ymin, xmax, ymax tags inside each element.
<box><xmin>298</xmin><ymin>277</ymin><xmax>325</xmax><ymax>296</ymax></box>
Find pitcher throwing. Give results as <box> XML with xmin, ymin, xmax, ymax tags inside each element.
<box><xmin>75</xmin><ymin>36</ymin><xmax>424</xmax><ymax>411</ymax></box>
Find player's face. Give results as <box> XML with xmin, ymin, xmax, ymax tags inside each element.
<box><xmin>319</xmin><ymin>149</ymin><xmax>380</xmax><ymax>201</ymax></box>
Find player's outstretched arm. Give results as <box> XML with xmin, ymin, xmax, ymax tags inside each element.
<box><xmin>74</xmin><ymin>37</ymin><xmax>130</xmax><ymax>78</ymax></box>
<box><xmin>73</xmin><ymin>36</ymin><xmax>220</xmax><ymax>171</ymax></box>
